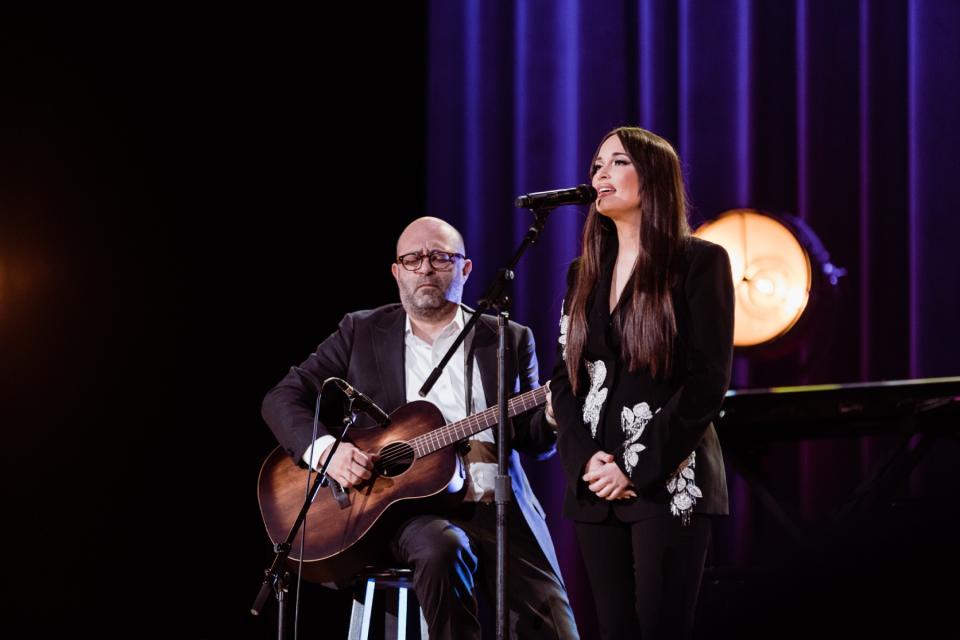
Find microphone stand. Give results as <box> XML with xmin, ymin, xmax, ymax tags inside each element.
<box><xmin>250</xmin><ymin>397</ymin><xmax>361</xmax><ymax>639</ymax></box>
<box><xmin>418</xmin><ymin>206</ymin><xmax>553</xmax><ymax>640</ymax></box>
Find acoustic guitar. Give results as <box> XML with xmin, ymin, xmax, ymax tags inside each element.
<box><xmin>257</xmin><ymin>385</ymin><xmax>548</xmax><ymax>584</ymax></box>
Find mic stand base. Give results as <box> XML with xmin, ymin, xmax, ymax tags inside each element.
<box><xmin>275</xmin><ymin>571</ymin><xmax>290</xmax><ymax>640</ymax></box>
<box><xmin>251</xmin><ymin>408</ymin><xmax>360</xmax><ymax>640</ymax></box>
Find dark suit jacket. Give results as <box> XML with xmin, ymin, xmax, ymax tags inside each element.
<box><xmin>261</xmin><ymin>303</ymin><xmax>565</xmax><ymax>582</ymax></box>
<box><xmin>552</xmin><ymin>236</ymin><xmax>733</xmax><ymax>522</ymax></box>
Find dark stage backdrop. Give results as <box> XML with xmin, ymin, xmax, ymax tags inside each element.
<box><xmin>3</xmin><ymin>1</ymin><xmax>959</xmax><ymax>639</ymax></box>
<box><xmin>1</xmin><ymin>3</ymin><xmax>427</xmax><ymax>638</ymax></box>
<box><xmin>426</xmin><ymin>0</ymin><xmax>960</xmax><ymax>638</ymax></box>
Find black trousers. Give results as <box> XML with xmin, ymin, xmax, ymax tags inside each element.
<box><xmin>574</xmin><ymin>514</ymin><xmax>711</xmax><ymax>640</ymax></box>
<box><xmin>390</xmin><ymin>501</ymin><xmax>579</xmax><ymax>640</ymax></box>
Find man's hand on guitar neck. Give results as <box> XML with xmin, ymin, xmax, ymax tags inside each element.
<box><xmin>321</xmin><ymin>442</ymin><xmax>377</xmax><ymax>489</ymax></box>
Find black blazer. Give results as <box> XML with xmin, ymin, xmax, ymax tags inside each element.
<box><xmin>551</xmin><ymin>236</ymin><xmax>734</xmax><ymax>522</ymax></box>
<box><xmin>261</xmin><ymin>303</ymin><xmax>565</xmax><ymax>581</ymax></box>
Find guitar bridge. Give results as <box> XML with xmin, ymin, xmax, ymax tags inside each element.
<box><xmin>329</xmin><ymin>479</ymin><xmax>351</xmax><ymax>509</ymax></box>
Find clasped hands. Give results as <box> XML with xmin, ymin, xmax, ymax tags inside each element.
<box><xmin>545</xmin><ymin>383</ymin><xmax>635</xmax><ymax>501</ymax></box>
<box><xmin>583</xmin><ymin>450</ymin><xmax>637</xmax><ymax>501</ymax></box>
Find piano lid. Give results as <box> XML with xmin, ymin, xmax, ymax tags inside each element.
<box><xmin>717</xmin><ymin>376</ymin><xmax>960</xmax><ymax>441</ymax></box>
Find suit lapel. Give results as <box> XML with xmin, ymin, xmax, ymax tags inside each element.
<box><xmin>372</xmin><ymin>307</ymin><xmax>407</xmax><ymax>413</ymax></box>
<box><xmin>470</xmin><ymin>311</ymin><xmax>498</xmax><ymax>406</ymax></box>
<box><xmin>470</xmin><ymin>311</ymin><xmax>518</xmax><ymax>440</ymax></box>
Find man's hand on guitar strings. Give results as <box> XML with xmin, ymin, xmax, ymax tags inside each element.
<box><xmin>321</xmin><ymin>442</ymin><xmax>378</xmax><ymax>489</ymax></box>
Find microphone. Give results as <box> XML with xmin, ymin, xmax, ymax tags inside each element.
<box><xmin>515</xmin><ymin>184</ymin><xmax>597</xmax><ymax>209</ymax></box>
<box><xmin>330</xmin><ymin>378</ymin><xmax>391</xmax><ymax>426</ymax></box>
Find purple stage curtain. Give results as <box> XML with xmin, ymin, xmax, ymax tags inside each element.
<box><xmin>426</xmin><ymin>0</ymin><xmax>960</xmax><ymax>634</ymax></box>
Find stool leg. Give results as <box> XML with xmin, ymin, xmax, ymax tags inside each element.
<box><xmin>383</xmin><ymin>586</ymin><xmax>398</xmax><ymax>639</ymax></box>
<box><xmin>347</xmin><ymin>600</ymin><xmax>361</xmax><ymax>640</ymax></box>
<box><xmin>418</xmin><ymin>604</ymin><xmax>429</xmax><ymax>640</ymax></box>
<box><xmin>346</xmin><ymin>579</ymin><xmax>369</xmax><ymax>640</ymax></box>
<box><xmin>395</xmin><ymin>585</ymin><xmax>408</xmax><ymax>640</ymax></box>
<box><xmin>357</xmin><ymin>578</ymin><xmax>375</xmax><ymax>640</ymax></box>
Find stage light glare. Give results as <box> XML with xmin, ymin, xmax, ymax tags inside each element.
<box><xmin>754</xmin><ymin>278</ymin><xmax>774</xmax><ymax>296</ymax></box>
<box><xmin>694</xmin><ymin>209</ymin><xmax>819</xmax><ymax>348</ymax></box>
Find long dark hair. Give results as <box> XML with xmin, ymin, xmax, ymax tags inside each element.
<box><xmin>565</xmin><ymin>126</ymin><xmax>690</xmax><ymax>393</ymax></box>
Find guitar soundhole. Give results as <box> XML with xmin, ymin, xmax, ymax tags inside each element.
<box><xmin>377</xmin><ymin>441</ymin><xmax>415</xmax><ymax>477</ymax></box>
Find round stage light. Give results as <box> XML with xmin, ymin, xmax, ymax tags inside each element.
<box><xmin>694</xmin><ymin>209</ymin><xmax>843</xmax><ymax>349</ymax></box>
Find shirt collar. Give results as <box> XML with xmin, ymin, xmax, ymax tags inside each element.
<box><xmin>404</xmin><ymin>305</ymin><xmax>467</xmax><ymax>341</ymax></box>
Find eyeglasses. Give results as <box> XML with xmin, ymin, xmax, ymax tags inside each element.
<box><xmin>396</xmin><ymin>250</ymin><xmax>465</xmax><ymax>272</ymax></box>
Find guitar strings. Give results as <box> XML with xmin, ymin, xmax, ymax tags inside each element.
<box><xmin>374</xmin><ymin>406</ymin><xmax>505</xmax><ymax>465</ymax></box>
<box><xmin>370</xmin><ymin>390</ymin><xmax>547</xmax><ymax>467</ymax></box>
<box><xmin>373</xmin><ymin>389</ymin><xmax>546</xmax><ymax>465</ymax></box>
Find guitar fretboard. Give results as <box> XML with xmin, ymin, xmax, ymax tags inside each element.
<box><xmin>410</xmin><ymin>386</ymin><xmax>548</xmax><ymax>458</ymax></box>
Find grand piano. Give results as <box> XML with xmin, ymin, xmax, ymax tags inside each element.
<box><xmin>718</xmin><ymin>375</ymin><xmax>960</xmax><ymax>441</ymax></box>
<box><xmin>714</xmin><ymin>376</ymin><xmax>960</xmax><ymax>547</ymax></box>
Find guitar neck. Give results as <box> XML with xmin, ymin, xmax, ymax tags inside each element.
<box><xmin>410</xmin><ymin>386</ymin><xmax>548</xmax><ymax>458</ymax></box>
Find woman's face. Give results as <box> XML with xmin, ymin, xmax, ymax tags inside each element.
<box><xmin>591</xmin><ymin>134</ymin><xmax>641</xmax><ymax>220</ymax></box>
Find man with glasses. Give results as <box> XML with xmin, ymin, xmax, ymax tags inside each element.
<box><xmin>262</xmin><ymin>217</ymin><xmax>579</xmax><ymax>639</ymax></box>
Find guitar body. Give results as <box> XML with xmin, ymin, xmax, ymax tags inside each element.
<box><xmin>257</xmin><ymin>400</ymin><xmax>462</xmax><ymax>584</ymax></box>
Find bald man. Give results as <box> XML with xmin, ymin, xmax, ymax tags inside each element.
<box><xmin>262</xmin><ymin>218</ymin><xmax>579</xmax><ymax>639</ymax></box>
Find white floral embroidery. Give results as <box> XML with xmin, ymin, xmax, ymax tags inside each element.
<box><xmin>620</xmin><ymin>402</ymin><xmax>655</xmax><ymax>475</ymax></box>
<box><xmin>582</xmin><ymin>360</ymin><xmax>608</xmax><ymax>438</ymax></box>
<box><xmin>558</xmin><ymin>307</ymin><xmax>569</xmax><ymax>361</ymax></box>
<box><xmin>666</xmin><ymin>452</ymin><xmax>702</xmax><ymax>526</ymax></box>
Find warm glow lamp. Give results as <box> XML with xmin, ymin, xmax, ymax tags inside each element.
<box><xmin>694</xmin><ymin>209</ymin><xmax>844</xmax><ymax>349</ymax></box>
